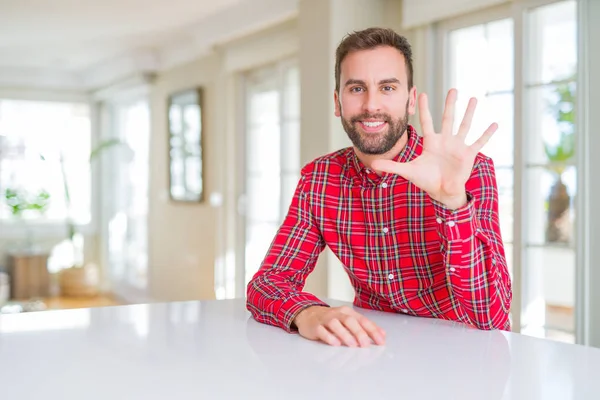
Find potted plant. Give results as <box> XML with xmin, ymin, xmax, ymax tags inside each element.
<box><xmin>3</xmin><ymin>187</ymin><xmax>51</xmax><ymax>251</ymax></box>
<box><xmin>544</xmin><ymin>78</ymin><xmax>575</xmax><ymax>243</ymax></box>
<box><xmin>2</xmin><ymin>188</ymin><xmax>52</xmax><ymax>298</ymax></box>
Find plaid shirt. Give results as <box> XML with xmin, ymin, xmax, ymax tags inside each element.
<box><xmin>247</xmin><ymin>125</ymin><xmax>512</xmax><ymax>332</ymax></box>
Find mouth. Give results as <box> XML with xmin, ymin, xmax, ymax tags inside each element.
<box><xmin>357</xmin><ymin>120</ymin><xmax>387</xmax><ymax>133</ymax></box>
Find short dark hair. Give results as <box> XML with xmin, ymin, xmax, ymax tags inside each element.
<box><xmin>334</xmin><ymin>27</ymin><xmax>414</xmax><ymax>93</ymax></box>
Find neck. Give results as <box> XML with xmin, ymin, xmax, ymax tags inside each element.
<box><xmin>355</xmin><ymin>131</ymin><xmax>409</xmax><ymax>173</ymax></box>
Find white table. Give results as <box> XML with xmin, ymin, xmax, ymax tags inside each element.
<box><xmin>0</xmin><ymin>299</ymin><xmax>598</xmax><ymax>399</ymax></box>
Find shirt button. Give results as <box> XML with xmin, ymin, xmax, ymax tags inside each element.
<box><xmin>447</xmin><ymin>221</ymin><xmax>456</xmax><ymax>227</ymax></box>
<box><xmin>450</xmin><ymin>267</ymin><xmax>456</xmax><ymax>272</ymax></box>
<box><xmin>381</xmin><ymin>182</ymin><xmax>388</xmax><ymax>188</ymax></box>
<box><xmin>492</xmin><ymin>259</ymin><xmax>497</xmax><ymax>265</ymax></box>
<box><xmin>388</xmin><ymin>273</ymin><xmax>394</xmax><ymax>280</ymax></box>
<box><xmin>401</xmin><ymin>309</ymin><xmax>409</xmax><ymax>313</ymax></box>
<box><xmin>382</xmin><ymin>227</ymin><xmax>389</xmax><ymax>233</ymax></box>
<box><xmin>436</xmin><ymin>217</ymin><xmax>443</xmax><ymax>224</ymax></box>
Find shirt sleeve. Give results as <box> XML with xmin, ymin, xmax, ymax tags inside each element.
<box><xmin>246</xmin><ymin>164</ymin><xmax>329</xmax><ymax>332</ymax></box>
<box><xmin>430</xmin><ymin>155</ymin><xmax>513</xmax><ymax>330</ymax></box>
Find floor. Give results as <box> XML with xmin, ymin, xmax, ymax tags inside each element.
<box><xmin>546</xmin><ymin>304</ymin><xmax>575</xmax><ymax>343</ymax></box>
<box><xmin>0</xmin><ymin>294</ymin><xmax>123</xmax><ymax>314</ymax></box>
<box><xmin>546</xmin><ymin>304</ymin><xmax>575</xmax><ymax>332</ymax></box>
<box><xmin>43</xmin><ymin>294</ymin><xmax>122</xmax><ymax>310</ymax></box>
<box><xmin>521</xmin><ymin>304</ymin><xmax>576</xmax><ymax>344</ymax></box>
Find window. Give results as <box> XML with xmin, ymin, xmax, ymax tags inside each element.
<box><xmin>447</xmin><ymin>18</ymin><xmax>515</xmax><ymax>277</ymax></box>
<box><xmin>0</xmin><ymin>100</ymin><xmax>91</xmax><ymax>224</ymax></box>
<box><xmin>442</xmin><ymin>0</ymin><xmax>577</xmax><ymax>343</ymax></box>
<box><xmin>239</xmin><ymin>61</ymin><xmax>300</xmax><ymax>291</ymax></box>
<box><xmin>521</xmin><ymin>0</ymin><xmax>577</xmax><ymax>342</ymax></box>
<box><xmin>103</xmin><ymin>100</ymin><xmax>150</xmax><ymax>291</ymax></box>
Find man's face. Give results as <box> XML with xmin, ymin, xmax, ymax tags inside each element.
<box><xmin>334</xmin><ymin>46</ymin><xmax>417</xmax><ymax>155</ymax></box>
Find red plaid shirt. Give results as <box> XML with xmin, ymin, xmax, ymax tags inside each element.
<box><xmin>247</xmin><ymin>125</ymin><xmax>512</xmax><ymax>332</ymax></box>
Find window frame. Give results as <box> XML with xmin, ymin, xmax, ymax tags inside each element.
<box><xmin>95</xmin><ymin>85</ymin><xmax>152</xmax><ymax>304</ymax></box>
<box><xmin>233</xmin><ymin>57</ymin><xmax>300</xmax><ymax>298</ymax></box>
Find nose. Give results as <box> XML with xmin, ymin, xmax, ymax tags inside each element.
<box><xmin>363</xmin><ymin>90</ymin><xmax>381</xmax><ymax>114</ymax></box>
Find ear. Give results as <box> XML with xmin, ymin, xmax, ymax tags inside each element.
<box><xmin>334</xmin><ymin>90</ymin><xmax>341</xmax><ymax>117</ymax></box>
<box><xmin>408</xmin><ymin>86</ymin><xmax>417</xmax><ymax>115</ymax></box>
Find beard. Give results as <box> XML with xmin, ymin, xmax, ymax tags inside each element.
<box><xmin>341</xmin><ymin>103</ymin><xmax>409</xmax><ymax>155</ymax></box>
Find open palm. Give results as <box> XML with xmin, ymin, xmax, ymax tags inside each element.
<box><xmin>372</xmin><ymin>89</ymin><xmax>497</xmax><ymax>209</ymax></box>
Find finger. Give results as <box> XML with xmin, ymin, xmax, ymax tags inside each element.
<box><xmin>457</xmin><ymin>97</ymin><xmax>477</xmax><ymax>139</ymax></box>
<box><xmin>370</xmin><ymin>159</ymin><xmax>414</xmax><ymax>181</ymax></box>
<box><xmin>327</xmin><ymin>318</ymin><xmax>358</xmax><ymax>347</ymax></box>
<box><xmin>343</xmin><ymin>309</ymin><xmax>386</xmax><ymax>346</ymax></box>
<box><xmin>418</xmin><ymin>93</ymin><xmax>435</xmax><ymax>136</ymax></box>
<box><xmin>345</xmin><ymin>309</ymin><xmax>386</xmax><ymax>345</ymax></box>
<box><xmin>471</xmin><ymin>122</ymin><xmax>498</xmax><ymax>152</ymax></box>
<box><xmin>316</xmin><ymin>325</ymin><xmax>341</xmax><ymax>347</ymax></box>
<box><xmin>356</xmin><ymin>316</ymin><xmax>386</xmax><ymax>346</ymax></box>
<box><xmin>340</xmin><ymin>316</ymin><xmax>372</xmax><ymax>347</ymax></box>
<box><xmin>441</xmin><ymin>88</ymin><xmax>457</xmax><ymax>135</ymax></box>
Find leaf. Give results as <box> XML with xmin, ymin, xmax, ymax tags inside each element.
<box><xmin>89</xmin><ymin>138</ymin><xmax>125</xmax><ymax>162</ymax></box>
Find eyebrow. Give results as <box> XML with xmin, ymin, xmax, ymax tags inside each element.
<box><xmin>344</xmin><ymin>78</ymin><xmax>401</xmax><ymax>87</ymax></box>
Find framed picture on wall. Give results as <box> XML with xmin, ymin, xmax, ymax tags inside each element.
<box><xmin>167</xmin><ymin>87</ymin><xmax>204</xmax><ymax>203</ymax></box>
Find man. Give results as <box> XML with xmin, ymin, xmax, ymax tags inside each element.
<box><xmin>246</xmin><ymin>27</ymin><xmax>512</xmax><ymax>347</ymax></box>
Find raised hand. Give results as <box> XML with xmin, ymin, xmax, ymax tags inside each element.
<box><xmin>371</xmin><ymin>89</ymin><xmax>497</xmax><ymax>210</ymax></box>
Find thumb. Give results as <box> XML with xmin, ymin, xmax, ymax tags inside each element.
<box><xmin>371</xmin><ymin>159</ymin><xmax>412</xmax><ymax>180</ymax></box>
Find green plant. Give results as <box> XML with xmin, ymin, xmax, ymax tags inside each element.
<box><xmin>2</xmin><ymin>187</ymin><xmax>51</xmax><ymax>252</ymax></box>
<box><xmin>4</xmin><ymin>188</ymin><xmax>51</xmax><ymax>218</ymax></box>
<box><xmin>545</xmin><ymin>79</ymin><xmax>576</xmax><ymax>174</ymax></box>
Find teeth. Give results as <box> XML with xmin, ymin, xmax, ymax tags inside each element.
<box><xmin>363</xmin><ymin>121</ymin><xmax>384</xmax><ymax>127</ymax></box>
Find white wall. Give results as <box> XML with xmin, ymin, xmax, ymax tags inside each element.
<box><xmin>147</xmin><ymin>53</ymin><xmax>221</xmax><ymax>302</ymax></box>
<box><xmin>146</xmin><ymin>18</ymin><xmax>304</xmax><ymax>302</ymax></box>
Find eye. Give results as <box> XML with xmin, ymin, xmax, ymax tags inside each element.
<box><xmin>382</xmin><ymin>86</ymin><xmax>395</xmax><ymax>92</ymax></box>
<box><xmin>350</xmin><ymin>86</ymin><xmax>365</xmax><ymax>93</ymax></box>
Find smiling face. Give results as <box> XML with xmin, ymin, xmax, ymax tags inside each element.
<box><xmin>334</xmin><ymin>45</ymin><xmax>417</xmax><ymax>155</ymax></box>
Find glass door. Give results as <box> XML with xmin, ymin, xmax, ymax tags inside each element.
<box><xmin>239</xmin><ymin>60</ymin><xmax>300</xmax><ymax>292</ymax></box>
<box><xmin>102</xmin><ymin>99</ymin><xmax>150</xmax><ymax>298</ymax></box>
<box><xmin>521</xmin><ymin>0</ymin><xmax>578</xmax><ymax>342</ymax></box>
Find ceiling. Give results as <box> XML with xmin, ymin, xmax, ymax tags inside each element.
<box><xmin>0</xmin><ymin>0</ymin><xmax>297</xmax><ymax>91</ymax></box>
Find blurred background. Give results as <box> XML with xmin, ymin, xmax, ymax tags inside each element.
<box><xmin>0</xmin><ymin>0</ymin><xmax>598</xmax><ymax>347</ymax></box>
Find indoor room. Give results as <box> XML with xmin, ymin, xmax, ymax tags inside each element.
<box><xmin>0</xmin><ymin>0</ymin><xmax>599</xmax><ymax>398</ymax></box>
